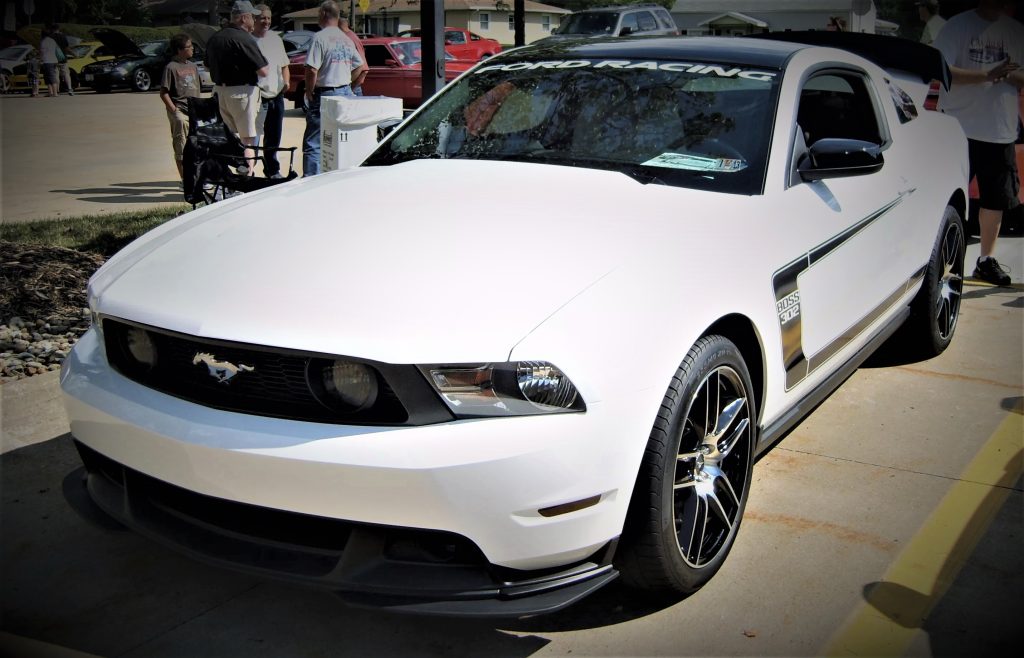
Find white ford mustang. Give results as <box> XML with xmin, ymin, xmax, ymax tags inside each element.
<box><xmin>61</xmin><ymin>33</ymin><xmax>968</xmax><ymax>616</ymax></box>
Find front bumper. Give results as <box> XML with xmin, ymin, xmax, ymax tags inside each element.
<box><xmin>61</xmin><ymin>327</ymin><xmax>646</xmax><ymax>615</ymax></box>
<box><xmin>81</xmin><ymin>69</ymin><xmax>130</xmax><ymax>88</ymax></box>
<box><xmin>71</xmin><ymin>440</ymin><xmax>617</xmax><ymax>617</ymax></box>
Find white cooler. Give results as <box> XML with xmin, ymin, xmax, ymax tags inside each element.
<box><xmin>319</xmin><ymin>95</ymin><xmax>404</xmax><ymax>172</ymax></box>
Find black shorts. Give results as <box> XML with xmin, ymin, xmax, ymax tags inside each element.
<box><xmin>968</xmin><ymin>139</ymin><xmax>1020</xmax><ymax>212</ymax></box>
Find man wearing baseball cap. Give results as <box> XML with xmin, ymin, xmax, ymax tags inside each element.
<box><xmin>205</xmin><ymin>1</ymin><xmax>269</xmax><ymax>172</ymax></box>
<box><xmin>916</xmin><ymin>1</ymin><xmax>946</xmax><ymax>44</ymax></box>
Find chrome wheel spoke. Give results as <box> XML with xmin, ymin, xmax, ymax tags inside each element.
<box><xmin>672</xmin><ymin>363</ymin><xmax>752</xmax><ymax>568</ymax></box>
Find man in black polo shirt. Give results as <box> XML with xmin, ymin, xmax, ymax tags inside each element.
<box><xmin>205</xmin><ymin>1</ymin><xmax>269</xmax><ymax>171</ymax></box>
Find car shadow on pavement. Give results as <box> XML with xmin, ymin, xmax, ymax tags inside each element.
<box><xmin>2</xmin><ymin>434</ymin><xmax>630</xmax><ymax>656</ymax></box>
<box><xmin>49</xmin><ymin>180</ymin><xmax>184</xmax><ymax>205</ymax></box>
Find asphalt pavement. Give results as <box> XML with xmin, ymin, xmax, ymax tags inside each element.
<box><xmin>1</xmin><ymin>88</ymin><xmax>1022</xmax><ymax>657</ymax></box>
<box><xmin>0</xmin><ymin>89</ymin><xmax>308</xmax><ymax>225</ymax></box>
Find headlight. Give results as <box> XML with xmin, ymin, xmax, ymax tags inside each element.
<box><xmin>419</xmin><ymin>361</ymin><xmax>585</xmax><ymax>418</ymax></box>
<box><xmin>315</xmin><ymin>359</ymin><xmax>379</xmax><ymax>412</ymax></box>
<box><xmin>125</xmin><ymin>327</ymin><xmax>157</xmax><ymax>369</ymax></box>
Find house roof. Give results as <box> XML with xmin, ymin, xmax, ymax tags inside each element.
<box><xmin>671</xmin><ymin>1</ymin><xmax>864</xmax><ymax>12</ymax></box>
<box><xmin>698</xmin><ymin>12</ymin><xmax>769</xmax><ymax>28</ymax></box>
<box><xmin>283</xmin><ymin>0</ymin><xmax>571</xmax><ymax>19</ymax></box>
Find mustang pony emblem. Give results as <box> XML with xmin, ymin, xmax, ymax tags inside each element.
<box><xmin>192</xmin><ymin>352</ymin><xmax>255</xmax><ymax>383</ymax></box>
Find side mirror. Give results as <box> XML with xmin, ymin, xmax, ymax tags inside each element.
<box><xmin>798</xmin><ymin>138</ymin><xmax>883</xmax><ymax>181</ymax></box>
<box><xmin>619</xmin><ymin>26</ymin><xmax>633</xmax><ymax>36</ymax></box>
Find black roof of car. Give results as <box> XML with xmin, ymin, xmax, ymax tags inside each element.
<box><xmin>517</xmin><ymin>35</ymin><xmax>802</xmax><ymax>71</ymax></box>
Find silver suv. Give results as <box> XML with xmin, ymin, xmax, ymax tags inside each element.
<box><xmin>543</xmin><ymin>4</ymin><xmax>680</xmax><ymax>41</ymax></box>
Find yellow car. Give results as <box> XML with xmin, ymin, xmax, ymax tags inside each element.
<box><xmin>66</xmin><ymin>40</ymin><xmax>116</xmax><ymax>89</ymax></box>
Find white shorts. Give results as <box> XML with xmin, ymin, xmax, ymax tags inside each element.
<box><xmin>216</xmin><ymin>85</ymin><xmax>260</xmax><ymax>140</ymax></box>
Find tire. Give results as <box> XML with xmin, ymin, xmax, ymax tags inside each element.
<box><xmin>900</xmin><ymin>205</ymin><xmax>964</xmax><ymax>358</ymax></box>
<box><xmin>132</xmin><ymin>68</ymin><xmax>152</xmax><ymax>92</ymax></box>
<box><xmin>619</xmin><ymin>335</ymin><xmax>756</xmax><ymax>594</ymax></box>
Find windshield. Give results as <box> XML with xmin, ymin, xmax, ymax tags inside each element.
<box><xmin>389</xmin><ymin>40</ymin><xmax>456</xmax><ymax>65</ymax></box>
<box><xmin>0</xmin><ymin>45</ymin><xmax>30</xmax><ymax>60</ymax></box>
<box><xmin>365</xmin><ymin>58</ymin><xmax>780</xmax><ymax>195</ymax></box>
<box><xmin>554</xmin><ymin>13</ymin><xmax>618</xmax><ymax>36</ymax></box>
<box><xmin>68</xmin><ymin>44</ymin><xmax>93</xmax><ymax>58</ymax></box>
<box><xmin>140</xmin><ymin>42</ymin><xmax>164</xmax><ymax>56</ymax></box>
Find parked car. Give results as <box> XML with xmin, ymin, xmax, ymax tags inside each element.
<box><xmin>0</xmin><ymin>43</ymin><xmax>35</xmax><ymax>93</ymax></box>
<box><xmin>397</xmin><ymin>27</ymin><xmax>501</xmax><ymax>61</ymax></box>
<box><xmin>285</xmin><ymin>37</ymin><xmax>473</xmax><ymax>108</ymax></box>
<box><xmin>63</xmin><ymin>33</ymin><xmax>968</xmax><ymax>617</ymax></box>
<box><xmin>65</xmin><ymin>41</ymin><xmax>116</xmax><ymax>89</ymax></box>
<box><xmin>80</xmin><ymin>28</ymin><xmax>206</xmax><ymax>93</ymax></box>
<box><xmin>281</xmin><ymin>29</ymin><xmax>317</xmax><ymax>56</ymax></box>
<box><xmin>540</xmin><ymin>2</ymin><xmax>679</xmax><ymax>42</ymax></box>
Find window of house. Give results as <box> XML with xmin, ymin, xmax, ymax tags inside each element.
<box><xmin>480</xmin><ymin>12</ymin><xmax>490</xmax><ymax>30</ymax></box>
<box><xmin>508</xmin><ymin>14</ymin><xmax>515</xmax><ymax>30</ymax></box>
<box><xmin>542</xmin><ymin>15</ymin><xmax>551</xmax><ymax>31</ymax></box>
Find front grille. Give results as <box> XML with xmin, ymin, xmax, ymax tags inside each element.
<box><xmin>102</xmin><ymin>317</ymin><xmax>450</xmax><ymax>425</ymax></box>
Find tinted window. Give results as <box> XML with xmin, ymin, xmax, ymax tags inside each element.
<box><xmin>366</xmin><ymin>58</ymin><xmax>781</xmax><ymax>195</ymax></box>
<box><xmin>555</xmin><ymin>12</ymin><xmax>617</xmax><ymax>35</ymax></box>
<box><xmin>636</xmin><ymin>12</ymin><xmax>658</xmax><ymax>31</ymax></box>
<box><xmin>364</xmin><ymin>44</ymin><xmax>391</xmax><ymax>66</ymax></box>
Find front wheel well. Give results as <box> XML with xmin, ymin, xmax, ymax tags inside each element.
<box><xmin>702</xmin><ymin>314</ymin><xmax>765</xmax><ymax>428</ymax></box>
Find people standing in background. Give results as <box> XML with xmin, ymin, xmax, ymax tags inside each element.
<box><xmin>302</xmin><ymin>1</ymin><xmax>366</xmax><ymax>176</ymax></box>
<box><xmin>205</xmin><ymin>1</ymin><xmax>269</xmax><ymax>173</ymax></box>
<box><xmin>933</xmin><ymin>0</ymin><xmax>1024</xmax><ymax>286</ymax></box>
<box><xmin>917</xmin><ymin>1</ymin><xmax>947</xmax><ymax>45</ymax></box>
<box><xmin>49</xmin><ymin>24</ymin><xmax>74</xmax><ymax>95</ymax></box>
<box><xmin>253</xmin><ymin>3</ymin><xmax>290</xmax><ymax>178</ymax></box>
<box><xmin>38</xmin><ymin>28</ymin><xmax>60</xmax><ymax>98</ymax></box>
<box><xmin>160</xmin><ymin>34</ymin><xmax>202</xmax><ymax>182</ymax></box>
<box><xmin>339</xmin><ymin>14</ymin><xmax>367</xmax><ymax>95</ymax></box>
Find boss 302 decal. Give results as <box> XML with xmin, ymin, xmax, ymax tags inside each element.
<box><xmin>772</xmin><ymin>194</ymin><xmax>926</xmax><ymax>391</ymax></box>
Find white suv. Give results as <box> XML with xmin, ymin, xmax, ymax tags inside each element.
<box><xmin>544</xmin><ymin>3</ymin><xmax>680</xmax><ymax>41</ymax></box>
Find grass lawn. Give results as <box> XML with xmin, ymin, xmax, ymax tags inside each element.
<box><xmin>0</xmin><ymin>206</ymin><xmax>190</xmax><ymax>257</ymax></box>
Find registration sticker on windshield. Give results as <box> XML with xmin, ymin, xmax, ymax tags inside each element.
<box><xmin>644</xmin><ymin>153</ymin><xmax>748</xmax><ymax>173</ymax></box>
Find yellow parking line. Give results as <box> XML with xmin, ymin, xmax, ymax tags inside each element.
<box><xmin>823</xmin><ymin>411</ymin><xmax>1023</xmax><ymax>657</ymax></box>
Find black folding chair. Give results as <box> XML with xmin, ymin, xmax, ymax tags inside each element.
<box><xmin>182</xmin><ymin>96</ymin><xmax>298</xmax><ymax>207</ymax></box>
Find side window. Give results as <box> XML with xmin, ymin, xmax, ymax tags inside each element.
<box><xmin>655</xmin><ymin>9</ymin><xmax>675</xmax><ymax>29</ymax></box>
<box><xmin>796</xmin><ymin>72</ymin><xmax>883</xmax><ymax>147</ymax></box>
<box><xmin>637</xmin><ymin>11</ymin><xmax>658</xmax><ymax>31</ymax></box>
<box><xmin>620</xmin><ymin>12</ymin><xmax>641</xmax><ymax>33</ymax></box>
<box><xmin>446</xmin><ymin>30</ymin><xmax>466</xmax><ymax>44</ymax></box>
<box><xmin>363</xmin><ymin>44</ymin><xmax>391</xmax><ymax>66</ymax></box>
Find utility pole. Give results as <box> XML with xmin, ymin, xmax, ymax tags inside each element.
<box><xmin>421</xmin><ymin>0</ymin><xmax>444</xmax><ymax>102</ymax></box>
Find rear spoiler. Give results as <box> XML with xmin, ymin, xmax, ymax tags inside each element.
<box><xmin>746</xmin><ymin>31</ymin><xmax>951</xmax><ymax>91</ymax></box>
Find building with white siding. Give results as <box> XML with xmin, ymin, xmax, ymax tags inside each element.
<box><xmin>670</xmin><ymin>1</ymin><xmax>896</xmax><ymax>36</ymax></box>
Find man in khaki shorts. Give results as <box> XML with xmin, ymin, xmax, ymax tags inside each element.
<box><xmin>205</xmin><ymin>1</ymin><xmax>269</xmax><ymax>171</ymax></box>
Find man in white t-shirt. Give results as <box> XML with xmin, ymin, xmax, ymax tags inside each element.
<box><xmin>933</xmin><ymin>0</ymin><xmax>1024</xmax><ymax>286</ymax></box>
<box><xmin>916</xmin><ymin>1</ymin><xmax>947</xmax><ymax>45</ymax></box>
<box><xmin>254</xmin><ymin>3</ymin><xmax>291</xmax><ymax>178</ymax></box>
<box><xmin>301</xmin><ymin>0</ymin><xmax>366</xmax><ymax>176</ymax></box>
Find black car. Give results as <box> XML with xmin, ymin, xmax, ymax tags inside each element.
<box><xmin>81</xmin><ymin>28</ymin><xmax>206</xmax><ymax>93</ymax></box>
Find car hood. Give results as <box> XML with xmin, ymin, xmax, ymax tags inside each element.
<box><xmin>89</xmin><ymin>160</ymin><xmax>729</xmax><ymax>363</ymax></box>
<box><xmin>89</xmin><ymin>28</ymin><xmax>144</xmax><ymax>58</ymax></box>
